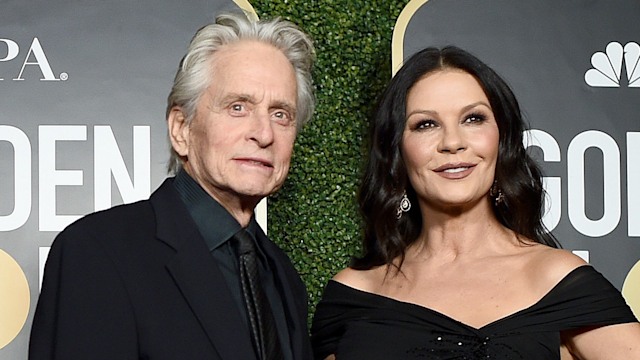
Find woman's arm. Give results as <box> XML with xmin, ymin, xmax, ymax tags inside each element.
<box><xmin>563</xmin><ymin>322</ymin><xmax>640</xmax><ymax>359</ymax></box>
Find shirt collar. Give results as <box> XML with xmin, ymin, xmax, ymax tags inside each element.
<box><xmin>173</xmin><ymin>169</ymin><xmax>259</xmax><ymax>250</ymax></box>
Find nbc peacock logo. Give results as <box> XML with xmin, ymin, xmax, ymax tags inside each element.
<box><xmin>585</xmin><ymin>41</ymin><xmax>640</xmax><ymax>88</ymax></box>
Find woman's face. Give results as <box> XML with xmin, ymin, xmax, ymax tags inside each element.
<box><xmin>402</xmin><ymin>69</ymin><xmax>499</xmax><ymax>212</ymax></box>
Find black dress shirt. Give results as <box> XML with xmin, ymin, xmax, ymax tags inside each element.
<box><xmin>173</xmin><ymin>170</ymin><xmax>293</xmax><ymax>360</ymax></box>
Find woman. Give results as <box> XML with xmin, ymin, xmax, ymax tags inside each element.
<box><xmin>311</xmin><ymin>46</ymin><xmax>640</xmax><ymax>359</ymax></box>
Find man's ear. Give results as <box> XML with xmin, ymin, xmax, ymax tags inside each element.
<box><xmin>168</xmin><ymin>106</ymin><xmax>190</xmax><ymax>157</ymax></box>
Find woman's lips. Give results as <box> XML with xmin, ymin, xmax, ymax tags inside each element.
<box><xmin>433</xmin><ymin>163</ymin><xmax>475</xmax><ymax>179</ymax></box>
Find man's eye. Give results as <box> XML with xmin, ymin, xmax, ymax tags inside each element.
<box><xmin>228</xmin><ymin>103</ymin><xmax>250</xmax><ymax>116</ymax></box>
<box><xmin>272</xmin><ymin>111</ymin><xmax>293</xmax><ymax>125</ymax></box>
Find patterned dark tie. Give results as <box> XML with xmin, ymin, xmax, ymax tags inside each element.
<box><xmin>233</xmin><ymin>229</ymin><xmax>284</xmax><ymax>360</ymax></box>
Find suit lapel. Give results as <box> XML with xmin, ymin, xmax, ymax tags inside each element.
<box><xmin>150</xmin><ymin>180</ymin><xmax>256</xmax><ymax>360</ymax></box>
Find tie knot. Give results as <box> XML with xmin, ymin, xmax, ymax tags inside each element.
<box><xmin>233</xmin><ymin>229</ymin><xmax>256</xmax><ymax>255</ymax></box>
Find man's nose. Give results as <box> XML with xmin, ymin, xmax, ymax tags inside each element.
<box><xmin>247</xmin><ymin>110</ymin><xmax>275</xmax><ymax>147</ymax></box>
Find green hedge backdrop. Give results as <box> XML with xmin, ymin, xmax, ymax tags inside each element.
<box><xmin>249</xmin><ymin>0</ymin><xmax>410</xmax><ymax>321</ymax></box>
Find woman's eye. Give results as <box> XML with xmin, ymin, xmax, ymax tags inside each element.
<box><xmin>415</xmin><ymin>119</ymin><xmax>436</xmax><ymax>130</ymax></box>
<box><xmin>464</xmin><ymin>113</ymin><xmax>486</xmax><ymax>123</ymax></box>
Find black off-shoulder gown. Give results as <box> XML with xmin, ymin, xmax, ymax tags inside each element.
<box><xmin>311</xmin><ymin>266</ymin><xmax>637</xmax><ymax>360</ymax></box>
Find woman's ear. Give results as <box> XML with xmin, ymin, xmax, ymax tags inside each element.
<box><xmin>168</xmin><ymin>106</ymin><xmax>189</xmax><ymax>157</ymax></box>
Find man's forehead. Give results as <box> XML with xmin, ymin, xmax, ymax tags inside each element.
<box><xmin>203</xmin><ymin>41</ymin><xmax>298</xmax><ymax>108</ymax></box>
<box><xmin>208</xmin><ymin>74</ymin><xmax>297</xmax><ymax>105</ymax></box>
<box><xmin>208</xmin><ymin>87</ymin><xmax>296</xmax><ymax>107</ymax></box>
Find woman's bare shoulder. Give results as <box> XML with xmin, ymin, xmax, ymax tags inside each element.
<box><xmin>524</xmin><ymin>244</ymin><xmax>590</xmax><ymax>288</ymax></box>
<box><xmin>332</xmin><ymin>265</ymin><xmax>388</xmax><ymax>293</ymax></box>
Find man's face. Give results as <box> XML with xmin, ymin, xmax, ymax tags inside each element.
<box><xmin>170</xmin><ymin>40</ymin><xmax>298</xmax><ymax>210</ymax></box>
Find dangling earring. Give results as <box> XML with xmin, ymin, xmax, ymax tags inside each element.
<box><xmin>396</xmin><ymin>191</ymin><xmax>411</xmax><ymax>219</ymax></box>
<box><xmin>489</xmin><ymin>181</ymin><xmax>505</xmax><ymax>206</ymax></box>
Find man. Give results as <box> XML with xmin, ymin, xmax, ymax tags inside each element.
<box><xmin>29</xmin><ymin>12</ymin><xmax>315</xmax><ymax>360</ymax></box>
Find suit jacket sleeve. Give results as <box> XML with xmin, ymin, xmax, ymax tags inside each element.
<box><xmin>29</xmin><ymin>222</ymin><xmax>139</xmax><ymax>360</ymax></box>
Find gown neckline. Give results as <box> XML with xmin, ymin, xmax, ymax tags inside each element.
<box><xmin>328</xmin><ymin>264</ymin><xmax>593</xmax><ymax>332</ymax></box>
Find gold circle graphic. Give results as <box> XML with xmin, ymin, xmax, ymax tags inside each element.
<box><xmin>622</xmin><ymin>260</ymin><xmax>640</xmax><ymax>320</ymax></box>
<box><xmin>0</xmin><ymin>249</ymin><xmax>30</xmax><ymax>349</ymax></box>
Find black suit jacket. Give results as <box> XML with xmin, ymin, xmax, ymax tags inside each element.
<box><xmin>29</xmin><ymin>178</ymin><xmax>312</xmax><ymax>360</ymax></box>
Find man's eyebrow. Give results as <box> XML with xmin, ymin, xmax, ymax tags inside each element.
<box><xmin>211</xmin><ymin>92</ymin><xmax>297</xmax><ymax>116</ymax></box>
<box><xmin>271</xmin><ymin>100</ymin><xmax>297</xmax><ymax>115</ymax></box>
<box><xmin>216</xmin><ymin>93</ymin><xmax>258</xmax><ymax>106</ymax></box>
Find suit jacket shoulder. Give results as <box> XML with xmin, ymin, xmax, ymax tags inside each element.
<box><xmin>31</xmin><ymin>179</ymin><xmax>249</xmax><ymax>359</ymax></box>
<box><xmin>30</xmin><ymin>178</ymin><xmax>312</xmax><ymax>360</ymax></box>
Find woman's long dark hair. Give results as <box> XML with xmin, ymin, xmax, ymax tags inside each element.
<box><xmin>352</xmin><ymin>46</ymin><xmax>558</xmax><ymax>270</ymax></box>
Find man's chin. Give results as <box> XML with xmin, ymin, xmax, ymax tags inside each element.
<box><xmin>235</xmin><ymin>184</ymin><xmax>278</xmax><ymax>200</ymax></box>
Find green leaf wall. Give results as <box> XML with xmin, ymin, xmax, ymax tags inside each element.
<box><xmin>250</xmin><ymin>0</ymin><xmax>411</xmax><ymax>322</ymax></box>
